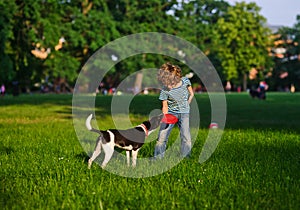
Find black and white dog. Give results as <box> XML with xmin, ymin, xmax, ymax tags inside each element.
<box><xmin>86</xmin><ymin>114</ymin><xmax>163</xmax><ymax>169</ymax></box>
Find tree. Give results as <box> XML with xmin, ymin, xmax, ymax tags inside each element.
<box><xmin>0</xmin><ymin>0</ymin><xmax>17</xmax><ymax>84</ymax></box>
<box><xmin>270</xmin><ymin>17</ymin><xmax>300</xmax><ymax>91</ymax></box>
<box><xmin>174</xmin><ymin>0</ymin><xmax>230</xmax><ymax>84</ymax></box>
<box><xmin>43</xmin><ymin>0</ymin><xmax>120</xmax><ymax>85</ymax></box>
<box><xmin>104</xmin><ymin>0</ymin><xmax>179</xmax><ymax>89</ymax></box>
<box><xmin>6</xmin><ymin>0</ymin><xmax>120</xmax><ymax>92</ymax></box>
<box><xmin>4</xmin><ymin>0</ymin><xmax>293</xmax><ymax>93</ymax></box>
<box><xmin>213</xmin><ymin>2</ymin><xmax>272</xmax><ymax>90</ymax></box>
<box><xmin>174</xmin><ymin>0</ymin><xmax>229</xmax><ymax>48</ymax></box>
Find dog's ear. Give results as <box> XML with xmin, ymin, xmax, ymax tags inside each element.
<box><xmin>146</xmin><ymin>114</ymin><xmax>164</xmax><ymax>131</ymax></box>
<box><xmin>150</xmin><ymin>114</ymin><xmax>164</xmax><ymax>122</ymax></box>
<box><xmin>148</xmin><ymin>113</ymin><xmax>163</xmax><ymax>120</ymax></box>
<box><xmin>142</xmin><ymin>121</ymin><xmax>151</xmax><ymax>130</ymax></box>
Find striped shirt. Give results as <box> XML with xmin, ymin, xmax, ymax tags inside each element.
<box><xmin>159</xmin><ymin>77</ymin><xmax>191</xmax><ymax>113</ymax></box>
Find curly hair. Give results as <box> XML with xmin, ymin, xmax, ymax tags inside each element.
<box><xmin>157</xmin><ymin>62</ymin><xmax>182</xmax><ymax>88</ymax></box>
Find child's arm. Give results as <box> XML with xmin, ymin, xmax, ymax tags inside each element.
<box><xmin>162</xmin><ymin>100</ymin><xmax>168</xmax><ymax>114</ymax></box>
<box><xmin>187</xmin><ymin>86</ymin><xmax>194</xmax><ymax>104</ymax></box>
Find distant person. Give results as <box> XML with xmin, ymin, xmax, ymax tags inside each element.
<box><xmin>225</xmin><ymin>81</ymin><xmax>232</xmax><ymax>92</ymax></box>
<box><xmin>0</xmin><ymin>84</ymin><xmax>5</xmax><ymax>96</ymax></box>
<box><xmin>12</xmin><ymin>81</ymin><xmax>19</xmax><ymax>96</ymax></box>
<box><xmin>290</xmin><ymin>84</ymin><xmax>296</xmax><ymax>93</ymax></box>
<box><xmin>249</xmin><ymin>81</ymin><xmax>268</xmax><ymax>100</ymax></box>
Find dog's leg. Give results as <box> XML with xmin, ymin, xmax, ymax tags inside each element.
<box><xmin>88</xmin><ymin>140</ymin><xmax>102</xmax><ymax>169</ymax></box>
<box><xmin>101</xmin><ymin>142</ymin><xmax>114</xmax><ymax>168</ymax></box>
<box><xmin>131</xmin><ymin>149</ymin><xmax>140</xmax><ymax>167</ymax></box>
<box><xmin>126</xmin><ymin>150</ymin><xmax>131</xmax><ymax>166</ymax></box>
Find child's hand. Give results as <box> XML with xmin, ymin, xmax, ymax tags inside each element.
<box><xmin>162</xmin><ymin>100</ymin><xmax>168</xmax><ymax>114</ymax></box>
<box><xmin>187</xmin><ymin>86</ymin><xmax>194</xmax><ymax>104</ymax></box>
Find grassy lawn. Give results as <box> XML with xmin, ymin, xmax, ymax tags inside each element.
<box><xmin>0</xmin><ymin>93</ymin><xmax>299</xmax><ymax>209</ymax></box>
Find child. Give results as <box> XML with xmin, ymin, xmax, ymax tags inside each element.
<box><xmin>154</xmin><ymin>62</ymin><xmax>194</xmax><ymax>158</ymax></box>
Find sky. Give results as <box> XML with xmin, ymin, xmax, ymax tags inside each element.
<box><xmin>226</xmin><ymin>0</ymin><xmax>300</xmax><ymax>27</ymax></box>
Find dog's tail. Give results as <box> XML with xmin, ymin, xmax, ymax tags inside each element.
<box><xmin>86</xmin><ymin>114</ymin><xmax>102</xmax><ymax>135</ymax></box>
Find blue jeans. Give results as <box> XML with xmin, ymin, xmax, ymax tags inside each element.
<box><xmin>154</xmin><ymin>113</ymin><xmax>191</xmax><ymax>158</ymax></box>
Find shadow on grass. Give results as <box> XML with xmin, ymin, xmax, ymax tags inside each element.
<box><xmin>0</xmin><ymin>144</ymin><xmax>14</xmax><ymax>155</ymax></box>
<box><xmin>0</xmin><ymin>94</ymin><xmax>74</xmax><ymax>106</ymax></box>
<box><xmin>75</xmin><ymin>152</ymin><xmax>90</xmax><ymax>162</ymax></box>
<box><xmin>55</xmin><ymin>106</ymin><xmax>73</xmax><ymax>119</ymax></box>
<box><xmin>1</xmin><ymin>93</ymin><xmax>300</xmax><ymax>133</ymax></box>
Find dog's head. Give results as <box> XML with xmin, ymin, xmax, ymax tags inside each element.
<box><xmin>142</xmin><ymin>114</ymin><xmax>164</xmax><ymax>133</ymax></box>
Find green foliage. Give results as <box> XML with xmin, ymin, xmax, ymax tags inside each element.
<box><xmin>175</xmin><ymin>0</ymin><xmax>229</xmax><ymax>46</ymax></box>
<box><xmin>1</xmin><ymin>0</ymin><xmax>299</xmax><ymax>91</ymax></box>
<box><xmin>213</xmin><ymin>2</ymin><xmax>273</xmax><ymax>88</ymax></box>
<box><xmin>0</xmin><ymin>0</ymin><xmax>17</xmax><ymax>83</ymax></box>
<box><xmin>271</xmin><ymin>20</ymin><xmax>300</xmax><ymax>90</ymax></box>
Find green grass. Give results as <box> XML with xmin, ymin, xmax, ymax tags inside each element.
<box><xmin>0</xmin><ymin>93</ymin><xmax>299</xmax><ymax>209</ymax></box>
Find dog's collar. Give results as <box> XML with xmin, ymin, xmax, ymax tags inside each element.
<box><xmin>137</xmin><ymin>124</ymin><xmax>149</xmax><ymax>137</ymax></box>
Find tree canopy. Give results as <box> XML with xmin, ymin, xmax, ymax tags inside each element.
<box><xmin>212</xmin><ymin>2</ymin><xmax>273</xmax><ymax>90</ymax></box>
<box><xmin>0</xmin><ymin>0</ymin><xmax>299</xmax><ymax>92</ymax></box>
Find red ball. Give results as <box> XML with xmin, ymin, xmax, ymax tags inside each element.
<box><xmin>209</xmin><ymin>122</ymin><xmax>218</xmax><ymax>129</ymax></box>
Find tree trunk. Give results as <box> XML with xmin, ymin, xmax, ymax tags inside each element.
<box><xmin>243</xmin><ymin>73</ymin><xmax>248</xmax><ymax>91</ymax></box>
<box><xmin>134</xmin><ymin>72</ymin><xmax>143</xmax><ymax>94</ymax></box>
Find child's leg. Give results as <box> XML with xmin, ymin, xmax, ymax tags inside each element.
<box><xmin>154</xmin><ymin>123</ymin><xmax>174</xmax><ymax>158</ymax></box>
<box><xmin>178</xmin><ymin>113</ymin><xmax>192</xmax><ymax>157</ymax></box>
